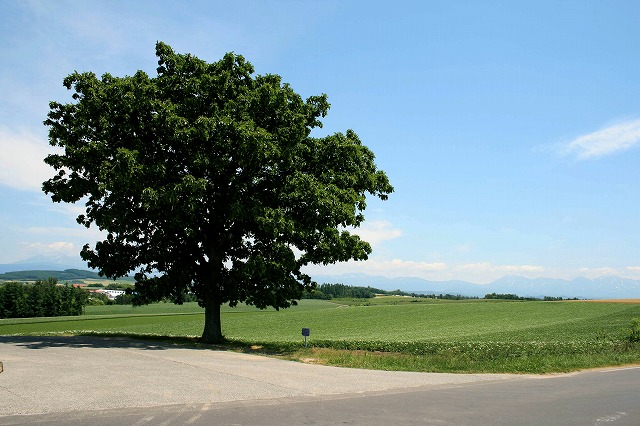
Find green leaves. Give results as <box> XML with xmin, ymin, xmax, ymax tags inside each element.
<box><xmin>43</xmin><ymin>42</ymin><xmax>392</xmax><ymax>342</ymax></box>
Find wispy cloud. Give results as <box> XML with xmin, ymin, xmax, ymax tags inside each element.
<box><xmin>21</xmin><ymin>241</ymin><xmax>77</xmax><ymax>256</ymax></box>
<box><xmin>0</xmin><ymin>126</ymin><xmax>59</xmax><ymax>192</ymax></box>
<box><xmin>303</xmin><ymin>258</ymin><xmax>448</xmax><ymax>280</ymax></box>
<box><xmin>306</xmin><ymin>258</ymin><xmax>547</xmax><ymax>283</ymax></box>
<box><xmin>458</xmin><ymin>262</ymin><xmax>545</xmax><ymax>274</ymax></box>
<box><xmin>306</xmin><ymin>254</ymin><xmax>640</xmax><ymax>283</ymax></box>
<box><xmin>559</xmin><ymin>118</ymin><xmax>640</xmax><ymax>160</ymax></box>
<box><xmin>348</xmin><ymin>220</ymin><xmax>403</xmax><ymax>247</ymax></box>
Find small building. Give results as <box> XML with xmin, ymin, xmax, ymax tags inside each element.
<box><xmin>97</xmin><ymin>289</ymin><xmax>126</xmax><ymax>300</ymax></box>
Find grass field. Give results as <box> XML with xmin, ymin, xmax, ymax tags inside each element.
<box><xmin>1</xmin><ymin>298</ymin><xmax>639</xmax><ymax>373</ymax></box>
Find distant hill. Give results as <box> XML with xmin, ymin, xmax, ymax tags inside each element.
<box><xmin>0</xmin><ymin>269</ymin><xmax>134</xmax><ymax>282</ymax></box>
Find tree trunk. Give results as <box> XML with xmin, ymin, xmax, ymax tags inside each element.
<box><xmin>201</xmin><ymin>294</ymin><xmax>223</xmax><ymax>343</ymax></box>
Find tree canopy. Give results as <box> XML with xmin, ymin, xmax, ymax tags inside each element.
<box><xmin>43</xmin><ymin>42</ymin><xmax>393</xmax><ymax>343</ymax></box>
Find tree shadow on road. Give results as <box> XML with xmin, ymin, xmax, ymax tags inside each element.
<box><xmin>0</xmin><ymin>334</ymin><xmax>300</xmax><ymax>356</ymax></box>
<box><xmin>0</xmin><ymin>334</ymin><xmax>210</xmax><ymax>351</ymax></box>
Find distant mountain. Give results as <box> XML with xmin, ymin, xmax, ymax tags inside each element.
<box><xmin>310</xmin><ymin>273</ymin><xmax>640</xmax><ymax>299</ymax></box>
<box><xmin>0</xmin><ymin>255</ymin><xmax>91</xmax><ymax>274</ymax></box>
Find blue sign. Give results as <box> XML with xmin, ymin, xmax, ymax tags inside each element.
<box><xmin>302</xmin><ymin>328</ymin><xmax>310</xmax><ymax>336</ymax></box>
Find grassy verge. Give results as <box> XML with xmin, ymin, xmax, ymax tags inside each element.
<box><xmin>1</xmin><ymin>299</ymin><xmax>639</xmax><ymax>374</ymax></box>
<box><xmin>274</xmin><ymin>346</ymin><xmax>640</xmax><ymax>374</ymax></box>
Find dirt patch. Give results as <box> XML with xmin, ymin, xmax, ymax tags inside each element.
<box><xmin>299</xmin><ymin>357</ymin><xmax>326</xmax><ymax>365</ymax></box>
<box><xmin>567</xmin><ymin>299</ymin><xmax>640</xmax><ymax>304</ymax></box>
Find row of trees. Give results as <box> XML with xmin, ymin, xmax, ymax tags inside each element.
<box><xmin>87</xmin><ymin>290</ymin><xmax>197</xmax><ymax>305</ymax></box>
<box><xmin>304</xmin><ymin>283</ymin><xmax>384</xmax><ymax>299</ymax></box>
<box><xmin>0</xmin><ymin>279</ymin><xmax>88</xmax><ymax>319</ymax></box>
<box><xmin>484</xmin><ymin>293</ymin><xmax>578</xmax><ymax>301</ymax></box>
<box><xmin>303</xmin><ymin>284</ymin><xmax>478</xmax><ymax>300</ymax></box>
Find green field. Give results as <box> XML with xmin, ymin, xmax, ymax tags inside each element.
<box><xmin>1</xmin><ymin>299</ymin><xmax>639</xmax><ymax>373</ymax></box>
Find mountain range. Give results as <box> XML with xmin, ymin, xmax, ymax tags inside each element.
<box><xmin>0</xmin><ymin>255</ymin><xmax>91</xmax><ymax>274</ymax></box>
<box><xmin>311</xmin><ymin>273</ymin><xmax>640</xmax><ymax>300</ymax></box>
<box><xmin>2</xmin><ymin>256</ymin><xmax>639</xmax><ymax>299</ymax></box>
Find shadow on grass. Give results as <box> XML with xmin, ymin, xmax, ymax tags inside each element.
<box><xmin>0</xmin><ymin>333</ymin><xmax>301</xmax><ymax>356</ymax></box>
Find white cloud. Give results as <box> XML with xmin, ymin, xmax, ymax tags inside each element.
<box><xmin>304</xmin><ymin>257</ymin><xmax>447</xmax><ymax>279</ymax></box>
<box><xmin>387</xmin><ymin>259</ymin><xmax>447</xmax><ymax>270</ymax></box>
<box><xmin>458</xmin><ymin>262</ymin><xmax>545</xmax><ymax>274</ymax></box>
<box><xmin>306</xmin><ymin>258</ymin><xmax>552</xmax><ymax>284</ymax></box>
<box><xmin>560</xmin><ymin>118</ymin><xmax>640</xmax><ymax>160</ymax></box>
<box><xmin>577</xmin><ymin>266</ymin><xmax>640</xmax><ymax>279</ymax></box>
<box><xmin>0</xmin><ymin>126</ymin><xmax>59</xmax><ymax>192</ymax></box>
<box><xmin>21</xmin><ymin>241</ymin><xmax>77</xmax><ymax>257</ymax></box>
<box><xmin>303</xmin><ymin>256</ymin><xmax>640</xmax><ymax>283</ymax></box>
<box><xmin>365</xmin><ymin>259</ymin><xmax>448</xmax><ymax>275</ymax></box>
<box><xmin>348</xmin><ymin>220</ymin><xmax>402</xmax><ymax>247</ymax></box>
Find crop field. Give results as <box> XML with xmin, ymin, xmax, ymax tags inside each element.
<box><xmin>1</xmin><ymin>299</ymin><xmax>639</xmax><ymax>373</ymax></box>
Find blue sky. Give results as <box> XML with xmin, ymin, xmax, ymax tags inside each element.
<box><xmin>1</xmin><ymin>0</ymin><xmax>639</xmax><ymax>283</ymax></box>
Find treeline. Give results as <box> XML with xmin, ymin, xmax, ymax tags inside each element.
<box><xmin>87</xmin><ymin>291</ymin><xmax>198</xmax><ymax>306</ymax></box>
<box><xmin>303</xmin><ymin>283</ymin><xmax>476</xmax><ymax>300</ymax></box>
<box><xmin>484</xmin><ymin>293</ymin><xmax>578</xmax><ymax>301</ymax></box>
<box><xmin>484</xmin><ymin>293</ymin><xmax>537</xmax><ymax>301</ymax></box>
<box><xmin>0</xmin><ymin>279</ymin><xmax>88</xmax><ymax>319</ymax></box>
<box><xmin>304</xmin><ymin>283</ymin><xmax>384</xmax><ymax>299</ymax></box>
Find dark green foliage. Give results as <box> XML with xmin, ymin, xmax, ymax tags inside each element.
<box><xmin>105</xmin><ymin>283</ymin><xmax>132</xmax><ymax>290</ymax></box>
<box><xmin>113</xmin><ymin>293</ymin><xmax>135</xmax><ymax>305</ymax></box>
<box><xmin>485</xmin><ymin>292</ymin><xmax>539</xmax><ymax>301</ymax></box>
<box><xmin>485</xmin><ymin>293</ymin><xmax>577</xmax><ymax>301</ymax></box>
<box><xmin>627</xmin><ymin>318</ymin><xmax>640</xmax><ymax>343</ymax></box>
<box><xmin>0</xmin><ymin>279</ymin><xmax>88</xmax><ymax>318</ymax></box>
<box><xmin>86</xmin><ymin>292</ymin><xmax>110</xmax><ymax>305</ymax></box>
<box><xmin>430</xmin><ymin>293</ymin><xmax>476</xmax><ymax>300</ymax></box>
<box><xmin>315</xmin><ymin>283</ymin><xmax>383</xmax><ymax>299</ymax></box>
<box><xmin>42</xmin><ymin>42</ymin><xmax>392</xmax><ymax>343</ymax></box>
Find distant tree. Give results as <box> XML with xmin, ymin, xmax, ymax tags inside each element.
<box><xmin>0</xmin><ymin>282</ymin><xmax>28</xmax><ymax>318</ymax></box>
<box><xmin>113</xmin><ymin>293</ymin><xmax>135</xmax><ymax>305</ymax></box>
<box><xmin>105</xmin><ymin>283</ymin><xmax>131</xmax><ymax>290</ymax></box>
<box><xmin>42</xmin><ymin>42</ymin><xmax>393</xmax><ymax>343</ymax></box>
<box><xmin>86</xmin><ymin>292</ymin><xmax>111</xmax><ymax>306</ymax></box>
<box><xmin>0</xmin><ymin>279</ymin><xmax>87</xmax><ymax>318</ymax></box>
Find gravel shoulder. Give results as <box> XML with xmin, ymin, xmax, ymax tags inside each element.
<box><xmin>0</xmin><ymin>335</ymin><xmax>531</xmax><ymax>416</ymax></box>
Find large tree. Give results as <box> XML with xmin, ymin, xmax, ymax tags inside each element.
<box><xmin>43</xmin><ymin>42</ymin><xmax>393</xmax><ymax>343</ymax></box>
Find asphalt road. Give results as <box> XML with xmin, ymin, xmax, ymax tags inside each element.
<box><xmin>1</xmin><ymin>336</ymin><xmax>638</xmax><ymax>425</ymax></box>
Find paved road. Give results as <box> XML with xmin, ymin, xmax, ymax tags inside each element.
<box><xmin>0</xmin><ymin>336</ymin><xmax>638</xmax><ymax>425</ymax></box>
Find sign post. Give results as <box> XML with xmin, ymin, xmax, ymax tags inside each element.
<box><xmin>301</xmin><ymin>328</ymin><xmax>310</xmax><ymax>348</ymax></box>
